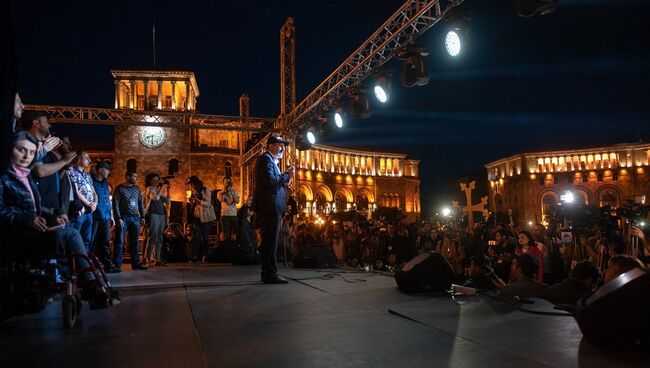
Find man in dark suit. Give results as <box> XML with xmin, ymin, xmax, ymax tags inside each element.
<box><xmin>253</xmin><ymin>134</ymin><xmax>295</xmax><ymax>284</ymax></box>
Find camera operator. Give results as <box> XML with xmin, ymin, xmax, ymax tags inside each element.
<box><xmin>218</xmin><ymin>176</ymin><xmax>239</xmax><ymax>243</ymax></box>
<box><xmin>144</xmin><ymin>174</ymin><xmax>171</xmax><ymax>266</ymax></box>
<box><xmin>629</xmin><ymin>225</ymin><xmax>650</xmax><ymax>266</ymax></box>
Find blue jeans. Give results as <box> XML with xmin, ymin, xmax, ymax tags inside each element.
<box><xmin>91</xmin><ymin>217</ymin><xmax>112</xmax><ymax>269</ymax></box>
<box><xmin>115</xmin><ymin>216</ymin><xmax>141</xmax><ymax>268</ymax></box>
<box><xmin>55</xmin><ymin>225</ymin><xmax>93</xmax><ymax>281</ymax></box>
<box><xmin>72</xmin><ymin>212</ymin><xmax>93</xmax><ymax>251</ymax></box>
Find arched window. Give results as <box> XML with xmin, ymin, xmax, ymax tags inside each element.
<box><xmin>168</xmin><ymin>158</ymin><xmax>179</xmax><ymax>176</ymax></box>
<box><xmin>335</xmin><ymin>193</ymin><xmax>347</xmax><ymax>213</ymax></box>
<box><xmin>126</xmin><ymin>158</ymin><xmax>137</xmax><ymax>173</ymax></box>
<box><xmin>599</xmin><ymin>190</ymin><xmax>619</xmax><ymax>208</ymax></box>
<box><xmin>355</xmin><ymin>194</ymin><xmax>369</xmax><ymax>211</ymax></box>
<box><xmin>314</xmin><ymin>193</ymin><xmax>327</xmax><ymax>214</ymax></box>
<box><xmin>225</xmin><ymin>161</ymin><xmax>232</xmax><ymax>178</ymax></box>
<box><xmin>541</xmin><ymin>193</ymin><xmax>558</xmax><ymax>223</ymax></box>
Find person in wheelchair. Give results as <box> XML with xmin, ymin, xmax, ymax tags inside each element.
<box><xmin>0</xmin><ymin>132</ymin><xmax>114</xmax><ymax>309</ymax></box>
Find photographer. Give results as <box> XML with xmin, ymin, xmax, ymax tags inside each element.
<box><xmin>629</xmin><ymin>225</ymin><xmax>650</xmax><ymax>266</ymax></box>
<box><xmin>144</xmin><ymin>174</ymin><xmax>171</xmax><ymax>266</ymax></box>
<box><xmin>218</xmin><ymin>176</ymin><xmax>239</xmax><ymax>243</ymax></box>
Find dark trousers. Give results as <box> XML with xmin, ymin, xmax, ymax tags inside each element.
<box><xmin>115</xmin><ymin>216</ymin><xmax>141</xmax><ymax>268</ymax></box>
<box><xmin>192</xmin><ymin>220</ymin><xmax>211</xmax><ymax>260</ymax></box>
<box><xmin>259</xmin><ymin>213</ymin><xmax>281</xmax><ymax>279</ymax></box>
<box><xmin>221</xmin><ymin>216</ymin><xmax>238</xmax><ymax>242</ymax></box>
<box><xmin>91</xmin><ymin>217</ymin><xmax>112</xmax><ymax>268</ymax></box>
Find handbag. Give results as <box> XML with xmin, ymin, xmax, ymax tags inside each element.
<box><xmin>195</xmin><ymin>188</ymin><xmax>216</xmax><ymax>223</ymax></box>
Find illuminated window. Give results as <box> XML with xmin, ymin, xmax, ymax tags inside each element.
<box><xmin>168</xmin><ymin>158</ymin><xmax>179</xmax><ymax>176</ymax></box>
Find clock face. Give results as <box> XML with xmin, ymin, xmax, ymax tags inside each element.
<box><xmin>140</xmin><ymin>126</ymin><xmax>165</xmax><ymax>148</ymax></box>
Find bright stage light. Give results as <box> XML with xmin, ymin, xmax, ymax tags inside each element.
<box><xmin>561</xmin><ymin>191</ymin><xmax>575</xmax><ymax>204</ymax></box>
<box><xmin>373</xmin><ymin>85</ymin><xmax>388</xmax><ymax>104</ymax></box>
<box><xmin>445</xmin><ymin>30</ymin><xmax>462</xmax><ymax>57</ymax></box>
<box><xmin>334</xmin><ymin>112</ymin><xmax>343</xmax><ymax>128</ymax></box>
<box><xmin>442</xmin><ymin>207</ymin><xmax>451</xmax><ymax>217</ymax></box>
<box><xmin>307</xmin><ymin>130</ymin><xmax>316</xmax><ymax>145</ymax></box>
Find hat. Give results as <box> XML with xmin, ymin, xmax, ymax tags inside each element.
<box><xmin>96</xmin><ymin>161</ymin><xmax>111</xmax><ymax>171</ymax></box>
<box><xmin>186</xmin><ymin>175</ymin><xmax>201</xmax><ymax>185</ymax></box>
<box><xmin>267</xmin><ymin>134</ymin><xmax>289</xmax><ymax>146</ymax></box>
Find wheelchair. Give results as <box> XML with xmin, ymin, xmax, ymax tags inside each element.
<box><xmin>0</xmin><ymin>229</ymin><xmax>116</xmax><ymax>329</ymax></box>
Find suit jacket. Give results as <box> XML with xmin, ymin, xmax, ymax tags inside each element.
<box><xmin>252</xmin><ymin>153</ymin><xmax>290</xmax><ymax>216</ymax></box>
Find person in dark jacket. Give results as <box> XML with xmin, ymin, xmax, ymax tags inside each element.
<box><xmin>112</xmin><ymin>171</ymin><xmax>147</xmax><ymax>270</ymax></box>
<box><xmin>543</xmin><ymin>260</ymin><xmax>600</xmax><ymax>305</ymax></box>
<box><xmin>252</xmin><ymin>134</ymin><xmax>294</xmax><ymax>284</ymax></box>
<box><xmin>91</xmin><ymin>161</ymin><xmax>116</xmax><ymax>271</ymax></box>
<box><xmin>0</xmin><ymin>132</ymin><xmax>107</xmax><ymax>304</ymax></box>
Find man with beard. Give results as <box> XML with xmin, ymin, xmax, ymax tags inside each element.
<box><xmin>20</xmin><ymin>110</ymin><xmax>76</xmax><ymax>178</ymax></box>
<box><xmin>112</xmin><ymin>171</ymin><xmax>147</xmax><ymax>270</ymax></box>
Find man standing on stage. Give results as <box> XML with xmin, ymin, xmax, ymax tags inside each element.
<box><xmin>253</xmin><ymin>134</ymin><xmax>294</xmax><ymax>284</ymax></box>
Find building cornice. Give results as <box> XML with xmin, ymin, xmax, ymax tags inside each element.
<box><xmin>111</xmin><ymin>69</ymin><xmax>200</xmax><ymax>96</ymax></box>
<box><xmin>313</xmin><ymin>144</ymin><xmax>407</xmax><ymax>159</ymax></box>
<box><xmin>485</xmin><ymin>142</ymin><xmax>650</xmax><ymax>169</ymax></box>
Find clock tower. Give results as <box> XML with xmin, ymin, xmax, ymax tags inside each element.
<box><xmin>110</xmin><ymin>69</ymin><xmax>241</xmax><ymax>202</ymax></box>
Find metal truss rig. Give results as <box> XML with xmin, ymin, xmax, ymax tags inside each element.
<box><xmin>24</xmin><ymin>104</ymin><xmax>275</xmax><ymax>133</ymax></box>
<box><xmin>284</xmin><ymin>0</ymin><xmax>463</xmax><ymax>132</ymax></box>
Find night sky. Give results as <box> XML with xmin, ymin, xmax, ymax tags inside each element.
<box><xmin>11</xmin><ymin>0</ymin><xmax>650</xmax><ymax>216</ymax></box>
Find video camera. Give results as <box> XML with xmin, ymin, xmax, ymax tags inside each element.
<box><xmin>160</xmin><ymin>175</ymin><xmax>174</xmax><ymax>186</ymax></box>
<box><xmin>617</xmin><ymin>199</ymin><xmax>650</xmax><ymax>228</ymax></box>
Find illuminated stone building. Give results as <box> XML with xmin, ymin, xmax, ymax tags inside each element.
<box><xmin>294</xmin><ymin>144</ymin><xmax>421</xmax><ymax>221</ymax></box>
<box><xmin>485</xmin><ymin>143</ymin><xmax>650</xmax><ymax>227</ymax></box>
<box><xmin>105</xmin><ymin>69</ymin><xmax>241</xmax><ymax>203</ymax></box>
<box><xmin>93</xmin><ymin>69</ymin><xmax>421</xmax><ymax>220</ymax></box>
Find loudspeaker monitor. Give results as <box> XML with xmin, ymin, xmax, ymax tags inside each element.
<box><xmin>575</xmin><ymin>268</ymin><xmax>650</xmax><ymax>350</ymax></box>
<box><xmin>395</xmin><ymin>251</ymin><xmax>454</xmax><ymax>293</ymax></box>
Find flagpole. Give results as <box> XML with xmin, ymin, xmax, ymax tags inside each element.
<box><xmin>153</xmin><ymin>18</ymin><xmax>156</xmax><ymax>68</ymax></box>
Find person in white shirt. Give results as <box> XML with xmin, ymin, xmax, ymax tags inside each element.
<box><xmin>218</xmin><ymin>176</ymin><xmax>240</xmax><ymax>243</ymax></box>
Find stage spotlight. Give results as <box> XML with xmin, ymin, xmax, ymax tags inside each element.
<box><xmin>334</xmin><ymin>111</ymin><xmax>343</xmax><ymax>128</ymax></box>
<box><xmin>372</xmin><ymin>70</ymin><xmax>393</xmax><ymax>104</ymax></box>
<box><xmin>443</xmin><ymin>9</ymin><xmax>470</xmax><ymax>57</ymax></box>
<box><xmin>295</xmin><ymin>128</ymin><xmax>316</xmax><ymax>151</ymax></box>
<box><xmin>515</xmin><ymin>0</ymin><xmax>558</xmax><ymax>17</ymax></box>
<box><xmin>307</xmin><ymin>129</ymin><xmax>316</xmax><ymax>145</ymax></box>
<box><xmin>348</xmin><ymin>89</ymin><xmax>372</xmax><ymax>119</ymax></box>
<box><xmin>445</xmin><ymin>29</ymin><xmax>462</xmax><ymax>57</ymax></box>
<box><xmin>326</xmin><ymin>103</ymin><xmax>345</xmax><ymax>129</ymax></box>
<box><xmin>397</xmin><ymin>43</ymin><xmax>430</xmax><ymax>87</ymax></box>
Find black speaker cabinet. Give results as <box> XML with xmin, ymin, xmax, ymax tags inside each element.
<box><xmin>293</xmin><ymin>244</ymin><xmax>337</xmax><ymax>268</ymax></box>
<box><xmin>395</xmin><ymin>251</ymin><xmax>454</xmax><ymax>293</ymax></box>
<box><xmin>169</xmin><ymin>201</ymin><xmax>184</xmax><ymax>224</ymax></box>
<box><xmin>575</xmin><ymin>268</ymin><xmax>650</xmax><ymax>349</ymax></box>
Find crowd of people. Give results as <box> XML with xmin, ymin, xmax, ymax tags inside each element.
<box><xmin>284</xmin><ymin>205</ymin><xmax>649</xmax><ymax>306</ymax></box>
<box><xmin>2</xmin><ymin>94</ymin><xmax>649</xmax><ymax>308</ymax></box>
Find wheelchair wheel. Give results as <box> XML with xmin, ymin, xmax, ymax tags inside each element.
<box><xmin>62</xmin><ymin>295</ymin><xmax>78</xmax><ymax>329</ymax></box>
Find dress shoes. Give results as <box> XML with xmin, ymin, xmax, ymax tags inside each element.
<box><xmin>132</xmin><ymin>264</ymin><xmax>149</xmax><ymax>270</ymax></box>
<box><xmin>262</xmin><ymin>276</ymin><xmax>289</xmax><ymax>284</ymax></box>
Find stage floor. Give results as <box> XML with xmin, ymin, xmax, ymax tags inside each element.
<box><xmin>1</xmin><ymin>264</ymin><xmax>647</xmax><ymax>367</ymax></box>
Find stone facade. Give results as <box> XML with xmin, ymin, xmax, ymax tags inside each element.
<box><xmin>485</xmin><ymin>143</ymin><xmax>650</xmax><ymax>228</ymax></box>
<box><xmin>91</xmin><ymin>69</ymin><xmax>421</xmax><ymax>222</ymax></box>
